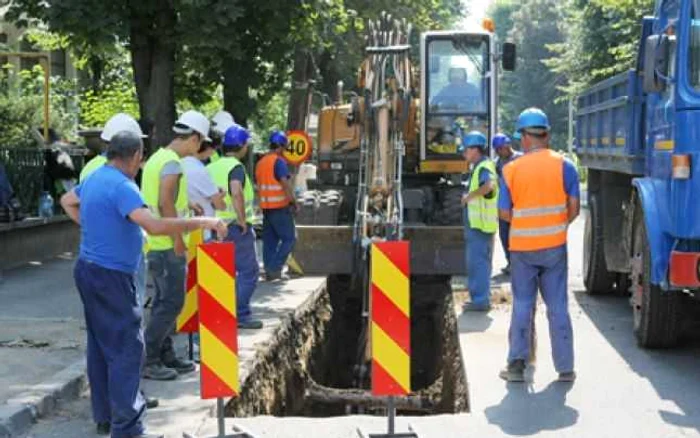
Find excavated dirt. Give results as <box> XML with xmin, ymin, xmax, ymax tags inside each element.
<box><xmin>227</xmin><ymin>275</ymin><xmax>469</xmax><ymax>417</ymax></box>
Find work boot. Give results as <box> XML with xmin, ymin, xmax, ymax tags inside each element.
<box><xmin>238</xmin><ymin>319</ymin><xmax>264</xmax><ymax>330</ymax></box>
<box><xmin>499</xmin><ymin>359</ymin><xmax>526</xmax><ymax>382</ymax></box>
<box><xmin>142</xmin><ymin>363</ymin><xmax>178</xmax><ymax>381</ymax></box>
<box><xmin>96</xmin><ymin>422</ymin><xmax>110</xmax><ymax>436</ymax></box>
<box><xmin>558</xmin><ymin>371</ymin><xmax>577</xmax><ymax>382</ymax></box>
<box><xmin>265</xmin><ymin>271</ymin><xmax>289</xmax><ymax>282</ymax></box>
<box><xmin>163</xmin><ymin>357</ymin><xmax>196</xmax><ymax>374</ymax></box>
<box><xmin>462</xmin><ymin>302</ymin><xmax>492</xmax><ymax>312</ymax></box>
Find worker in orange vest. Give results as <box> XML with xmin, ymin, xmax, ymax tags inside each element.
<box><xmin>255</xmin><ymin>131</ymin><xmax>298</xmax><ymax>281</ymax></box>
<box><xmin>498</xmin><ymin>108</ymin><xmax>580</xmax><ymax>383</ymax></box>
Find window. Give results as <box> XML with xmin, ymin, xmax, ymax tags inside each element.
<box><xmin>690</xmin><ymin>1</ymin><xmax>700</xmax><ymax>89</ymax></box>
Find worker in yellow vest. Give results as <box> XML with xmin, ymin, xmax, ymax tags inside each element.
<box><xmin>207</xmin><ymin>124</ymin><xmax>262</xmax><ymax>329</ymax></box>
<box><xmin>460</xmin><ymin>131</ymin><xmax>498</xmax><ymax>312</ymax></box>
<box><xmin>141</xmin><ymin>110</ymin><xmax>212</xmax><ymax>380</ymax></box>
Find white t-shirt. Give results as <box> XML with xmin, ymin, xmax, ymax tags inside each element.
<box><xmin>182</xmin><ymin>157</ymin><xmax>219</xmax><ymax>218</ymax></box>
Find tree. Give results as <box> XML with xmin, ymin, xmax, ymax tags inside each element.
<box><xmin>546</xmin><ymin>0</ymin><xmax>654</xmax><ymax>98</ymax></box>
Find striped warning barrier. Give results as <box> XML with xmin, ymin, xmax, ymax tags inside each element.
<box><xmin>197</xmin><ymin>242</ymin><xmax>239</xmax><ymax>399</ymax></box>
<box><xmin>177</xmin><ymin>229</ymin><xmax>204</xmax><ymax>333</ymax></box>
<box><xmin>371</xmin><ymin>241</ymin><xmax>411</xmax><ymax>396</ymax></box>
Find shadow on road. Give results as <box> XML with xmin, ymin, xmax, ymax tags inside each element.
<box><xmin>574</xmin><ymin>290</ymin><xmax>700</xmax><ymax>432</ymax></box>
<box><xmin>484</xmin><ymin>382</ymin><xmax>578</xmax><ymax>436</ymax></box>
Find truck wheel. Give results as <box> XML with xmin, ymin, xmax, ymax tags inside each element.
<box><xmin>631</xmin><ymin>207</ymin><xmax>680</xmax><ymax>348</ymax></box>
<box><xmin>583</xmin><ymin>193</ymin><xmax>615</xmax><ymax>294</ymax></box>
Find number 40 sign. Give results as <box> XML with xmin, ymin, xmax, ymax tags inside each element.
<box><xmin>282</xmin><ymin>130</ymin><xmax>313</xmax><ymax>166</ymax></box>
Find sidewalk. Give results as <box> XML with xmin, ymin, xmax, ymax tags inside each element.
<box><xmin>17</xmin><ymin>275</ymin><xmax>326</xmax><ymax>438</ymax></box>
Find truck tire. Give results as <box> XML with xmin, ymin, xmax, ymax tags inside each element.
<box><xmin>631</xmin><ymin>206</ymin><xmax>680</xmax><ymax>348</ymax></box>
<box><xmin>583</xmin><ymin>193</ymin><xmax>616</xmax><ymax>294</ymax></box>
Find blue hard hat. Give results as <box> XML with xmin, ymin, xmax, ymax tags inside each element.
<box><xmin>222</xmin><ymin>124</ymin><xmax>250</xmax><ymax>149</ymax></box>
<box><xmin>516</xmin><ymin>108</ymin><xmax>550</xmax><ymax>132</ymax></box>
<box><xmin>512</xmin><ymin>131</ymin><xmax>522</xmax><ymax>141</ymax></box>
<box><xmin>460</xmin><ymin>131</ymin><xmax>487</xmax><ymax>152</ymax></box>
<box><xmin>269</xmin><ymin>130</ymin><xmax>288</xmax><ymax>148</ymax></box>
<box><xmin>492</xmin><ymin>133</ymin><xmax>511</xmax><ymax>149</ymax></box>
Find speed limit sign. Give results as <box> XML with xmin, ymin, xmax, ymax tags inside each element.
<box><xmin>283</xmin><ymin>130</ymin><xmax>313</xmax><ymax>165</ymax></box>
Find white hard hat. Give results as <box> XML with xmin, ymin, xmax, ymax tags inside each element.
<box><xmin>173</xmin><ymin>110</ymin><xmax>212</xmax><ymax>142</ymax></box>
<box><xmin>101</xmin><ymin>113</ymin><xmax>145</xmax><ymax>142</ymax></box>
<box><xmin>211</xmin><ymin>111</ymin><xmax>236</xmax><ymax>135</ymax></box>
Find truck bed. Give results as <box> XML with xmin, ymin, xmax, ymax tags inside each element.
<box><xmin>576</xmin><ymin>69</ymin><xmax>645</xmax><ymax>175</ymax></box>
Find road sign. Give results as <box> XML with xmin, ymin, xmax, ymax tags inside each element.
<box><xmin>177</xmin><ymin>229</ymin><xmax>203</xmax><ymax>333</ymax></box>
<box><xmin>197</xmin><ymin>242</ymin><xmax>239</xmax><ymax>399</ymax></box>
<box><xmin>283</xmin><ymin>130</ymin><xmax>313</xmax><ymax>165</ymax></box>
<box><xmin>371</xmin><ymin>241</ymin><xmax>411</xmax><ymax>396</ymax></box>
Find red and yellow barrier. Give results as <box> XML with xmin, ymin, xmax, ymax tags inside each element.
<box><xmin>371</xmin><ymin>241</ymin><xmax>411</xmax><ymax>396</ymax></box>
<box><xmin>177</xmin><ymin>229</ymin><xmax>204</xmax><ymax>333</ymax></box>
<box><xmin>197</xmin><ymin>242</ymin><xmax>239</xmax><ymax>399</ymax></box>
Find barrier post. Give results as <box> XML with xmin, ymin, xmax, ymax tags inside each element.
<box><xmin>359</xmin><ymin>241</ymin><xmax>418</xmax><ymax>438</ymax></box>
<box><xmin>196</xmin><ymin>242</ymin><xmax>255</xmax><ymax>438</ymax></box>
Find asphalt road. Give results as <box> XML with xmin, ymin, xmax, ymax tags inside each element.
<box><xmin>18</xmin><ymin>214</ymin><xmax>700</xmax><ymax>437</ymax></box>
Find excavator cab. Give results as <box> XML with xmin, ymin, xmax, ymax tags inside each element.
<box><xmin>419</xmin><ymin>30</ymin><xmax>500</xmax><ymax>174</ymax></box>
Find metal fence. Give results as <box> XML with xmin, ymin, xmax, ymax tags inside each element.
<box><xmin>0</xmin><ymin>148</ymin><xmax>86</xmax><ymax>214</ymax></box>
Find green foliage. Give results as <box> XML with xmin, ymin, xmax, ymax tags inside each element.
<box><xmin>0</xmin><ymin>66</ymin><xmax>79</xmax><ymax>148</ymax></box>
<box><xmin>546</xmin><ymin>0</ymin><xmax>654</xmax><ymax>97</ymax></box>
<box><xmin>490</xmin><ymin>0</ymin><xmax>568</xmax><ymax>147</ymax></box>
<box><xmin>79</xmin><ymin>81</ymin><xmax>139</xmax><ymax>128</ymax></box>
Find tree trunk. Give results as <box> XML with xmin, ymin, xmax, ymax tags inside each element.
<box><xmin>287</xmin><ymin>47</ymin><xmax>315</xmax><ymax>131</ymax></box>
<box><xmin>223</xmin><ymin>61</ymin><xmax>255</xmax><ymax>127</ymax></box>
<box><xmin>129</xmin><ymin>1</ymin><xmax>177</xmax><ymax>149</ymax></box>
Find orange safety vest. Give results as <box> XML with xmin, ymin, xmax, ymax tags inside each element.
<box><xmin>503</xmin><ymin>149</ymin><xmax>569</xmax><ymax>252</ymax></box>
<box><xmin>256</xmin><ymin>153</ymin><xmax>290</xmax><ymax>210</ymax></box>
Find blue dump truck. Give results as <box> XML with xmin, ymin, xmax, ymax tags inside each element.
<box><xmin>577</xmin><ymin>0</ymin><xmax>700</xmax><ymax>348</ymax></box>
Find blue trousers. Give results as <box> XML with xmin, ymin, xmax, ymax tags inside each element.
<box><xmin>466</xmin><ymin>227</ymin><xmax>495</xmax><ymax>307</ymax></box>
<box><xmin>262</xmin><ymin>208</ymin><xmax>296</xmax><ymax>274</ymax></box>
<box><xmin>145</xmin><ymin>249</ymin><xmax>186</xmax><ymax>365</ymax></box>
<box><xmin>499</xmin><ymin>219</ymin><xmax>511</xmax><ymax>264</ymax></box>
<box><xmin>74</xmin><ymin>260</ymin><xmax>145</xmax><ymax>437</ymax></box>
<box><xmin>508</xmin><ymin>245</ymin><xmax>574</xmax><ymax>373</ymax></box>
<box><xmin>226</xmin><ymin>226</ymin><xmax>259</xmax><ymax>322</ymax></box>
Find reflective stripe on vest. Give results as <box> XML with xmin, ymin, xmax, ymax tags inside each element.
<box><xmin>79</xmin><ymin>155</ymin><xmax>108</xmax><ymax>182</ymax></box>
<box><xmin>504</xmin><ymin>149</ymin><xmax>568</xmax><ymax>251</ymax></box>
<box><xmin>255</xmin><ymin>153</ymin><xmax>290</xmax><ymax>210</ymax></box>
<box><xmin>206</xmin><ymin>156</ymin><xmax>255</xmax><ymax>223</ymax></box>
<box><xmin>467</xmin><ymin>159</ymin><xmax>499</xmax><ymax>234</ymax></box>
<box><xmin>141</xmin><ymin>147</ymin><xmax>189</xmax><ymax>251</ymax></box>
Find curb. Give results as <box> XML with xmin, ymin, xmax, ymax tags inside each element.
<box><xmin>0</xmin><ymin>359</ymin><xmax>86</xmax><ymax>438</ymax></box>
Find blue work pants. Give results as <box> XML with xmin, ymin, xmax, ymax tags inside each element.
<box><xmin>507</xmin><ymin>245</ymin><xmax>574</xmax><ymax>373</ymax></box>
<box><xmin>465</xmin><ymin>226</ymin><xmax>495</xmax><ymax>307</ymax></box>
<box><xmin>262</xmin><ymin>208</ymin><xmax>296</xmax><ymax>275</ymax></box>
<box><xmin>74</xmin><ymin>260</ymin><xmax>145</xmax><ymax>438</ymax></box>
<box><xmin>145</xmin><ymin>249</ymin><xmax>186</xmax><ymax>365</ymax></box>
<box><xmin>226</xmin><ymin>226</ymin><xmax>259</xmax><ymax>322</ymax></box>
<box><xmin>499</xmin><ymin>219</ymin><xmax>511</xmax><ymax>265</ymax></box>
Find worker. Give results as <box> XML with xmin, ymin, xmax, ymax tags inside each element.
<box><xmin>430</xmin><ymin>66</ymin><xmax>482</xmax><ymax>110</ymax></box>
<box><xmin>80</xmin><ymin>114</ymin><xmax>143</xmax><ymax>182</ymax></box>
<box><xmin>499</xmin><ymin>108</ymin><xmax>580</xmax><ymax>383</ymax></box>
<box><xmin>208</xmin><ymin>111</ymin><xmax>236</xmax><ymax>164</ymax></box>
<box><xmin>182</xmin><ymin>139</ymin><xmax>227</xmax><ymax>232</ymax></box>
<box><xmin>141</xmin><ymin>110</ymin><xmax>212</xmax><ymax>380</ymax></box>
<box><xmin>255</xmin><ymin>130</ymin><xmax>298</xmax><ymax>282</ymax></box>
<box><xmin>207</xmin><ymin>124</ymin><xmax>262</xmax><ymax>329</ymax></box>
<box><xmin>492</xmin><ymin>133</ymin><xmax>522</xmax><ymax>275</ymax></box>
<box><xmin>60</xmin><ymin>130</ymin><xmax>226</xmax><ymax>438</ymax></box>
<box><xmin>460</xmin><ymin>131</ymin><xmax>498</xmax><ymax>312</ymax></box>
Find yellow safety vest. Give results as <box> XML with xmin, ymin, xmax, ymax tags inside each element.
<box><xmin>79</xmin><ymin>155</ymin><xmax>108</xmax><ymax>182</ymax></box>
<box><xmin>467</xmin><ymin>159</ymin><xmax>499</xmax><ymax>234</ymax></box>
<box><xmin>207</xmin><ymin>156</ymin><xmax>255</xmax><ymax>223</ymax></box>
<box><xmin>141</xmin><ymin>148</ymin><xmax>189</xmax><ymax>251</ymax></box>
